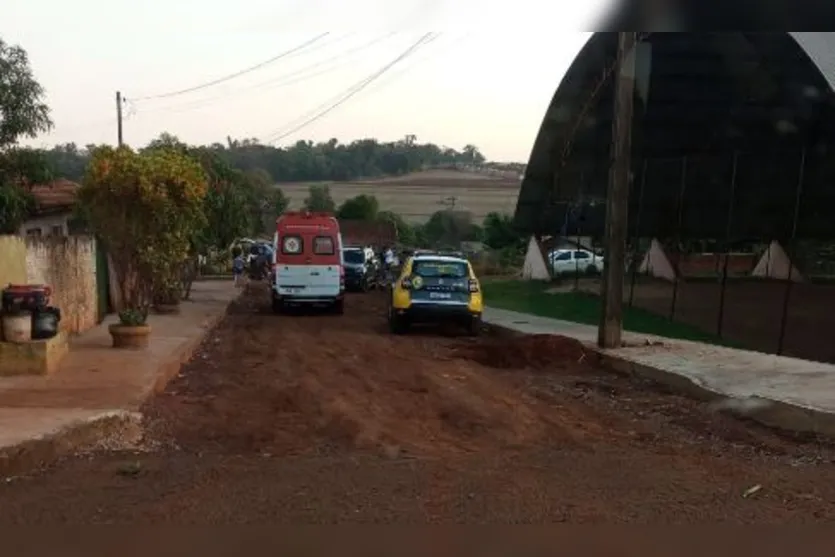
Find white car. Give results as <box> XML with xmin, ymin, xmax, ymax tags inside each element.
<box><xmin>549</xmin><ymin>249</ymin><xmax>605</xmax><ymax>275</ymax></box>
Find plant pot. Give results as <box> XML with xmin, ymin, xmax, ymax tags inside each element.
<box><xmin>2</xmin><ymin>312</ymin><xmax>32</xmax><ymax>343</ymax></box>
<box><xmin>152</xmin><ymin>302</ymin><xmax>181</xmax><ymax>315</ymax></box>
<box><xmin>109</xmin><ymin>324</ymin><xmax>152</xmax><ymax>349</ymax></box>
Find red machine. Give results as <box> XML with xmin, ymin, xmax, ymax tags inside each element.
<box><xmin>1</xmin><ymin>284</ymin><xmax>52</xmax><ymax>314</ymax></box>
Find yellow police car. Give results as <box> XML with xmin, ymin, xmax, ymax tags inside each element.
<box><xmin>388</xmin><ymin>252</ymin><xmax>483</xmax><ymax>335</ymax></box>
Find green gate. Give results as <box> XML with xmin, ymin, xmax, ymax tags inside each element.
<box><xmin>94</xmin><ymin>237</ymin><xmax>111</xmax><ymax>322</ymax></box>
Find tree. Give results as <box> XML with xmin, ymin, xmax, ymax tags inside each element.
<box><xmin>190</xmin><ymin>148</ymin><xmax>254</xmax><ymax>250</ymax></box>
<box><xmin>40</xmin><ymin>137</ymin><xmax>500</xmax><ymax>186</ymax></box>
<box><xmin>0</xmin><ymin>148</ymin><xmax>56</xmax><ymax>233</ymax></box>
<box><xmin>462</xmin><ymin>144</ymin><xmax>485</xmax><ymax>165</ymax></box>
<box><xmin>304</xmin><ymin>184</ymin><xmax>336</xmax><ymax>212</ymax></box>
<box><xmin>78</xmin><ymin>146</ymin><xmax>208</xmax><ymax>324</ymax></box>
<box><xmin>337</xmin><ymin>194</ymin><xmax>379</xmax><ymax>221</ymax></box>
<box><xmin>262</xmin><ymin>188</ymin><xmax>289</xmax><ymax>234</ymax></box>
<box><xmin>423</xmin><ymin>210</ymin><xmax>480</xmax><ymax>248</ymax></box>
<box><xmin>482</xmin><ymin>212</ymin><xmax>525</xmax><ymax>250</ymax></box>
<box><xmin>377</xmin><ymin>210</ymin><xmax>416</xmax><ymax>246</ymax></box>
<box><xmin>0</xmin><ymin>39</ymin><xmax>53</xmax><ymax>232</ymax></box>
<box><xmin>0</xmin><ymin>38</ymin><xmax>52</xmax><ymax>148</ymax></box>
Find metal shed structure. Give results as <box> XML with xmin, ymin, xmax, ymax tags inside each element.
<box><xmin>514</xmin><ymin>33</ymin><xmax>835</xmax><ymax>363</ymax></box>
<box><xmin>515</xmin><ymin>33</ymin><xmax>835</xmax><ymax>243</ymax></box>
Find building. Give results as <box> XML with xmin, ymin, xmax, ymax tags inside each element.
<box><xmin>339</xmin><ymin>220</ymin><xmax>397</xmax><ymax>248</ymax></box>
<box><xmin>19</xmin><ymin>179</ymin><xmax>80</xmax><ymax>237</ymax></box>
<box><xmin>514</xmin><ymin>33</ymin><xmax>835</xmax><ymax>244</ymax></box>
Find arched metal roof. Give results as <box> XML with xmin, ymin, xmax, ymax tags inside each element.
<box><xmin>516</xmin><ymin>33</ymin><xmax>835</xmax><ymax>240</ymax></box>
<box><xmin>790</xmin><ymin>33</ymin><xmax>835</xmax><ymax>91</ymax></box>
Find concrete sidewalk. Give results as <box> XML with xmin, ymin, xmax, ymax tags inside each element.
<box><xmin>0</xmin><ymin>281</ymin><xmax>238</xmax><ymax>475</ymax></box>
<box><xmin>484</xmin><ymin>306</ymin><xmax>835</xmax><ymax>437</ymax></box>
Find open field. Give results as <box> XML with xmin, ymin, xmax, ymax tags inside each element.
<box><xmin>276</xmin><ymin>170</ymin><xmax>521</xmax><ymax>223</ymax></box>
<box><xmin>2</xmin><ymin>284</ymin><xmax>834</xmax><ymax>524</ymax></box>
<box><xmin>567</xmin><ymin>277</ymin><xmax>835</xmax><ymax>363</ymax></box>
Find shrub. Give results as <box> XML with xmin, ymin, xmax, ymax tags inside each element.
<box><xmin>78</xmin><ymin>146</ymin><xmax>207</xmax><ymax>325</ymax></box>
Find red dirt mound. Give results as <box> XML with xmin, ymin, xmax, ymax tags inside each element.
<box><xmin>458</xmin><ymin>334</ymin><xmax>587</xmax><ymax>370</ymax></box>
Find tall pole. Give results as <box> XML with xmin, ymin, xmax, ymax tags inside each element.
<box><xmin>777</xmin><ymin>147</ymin><xmax>806</xmax><ymax>355</ymax></box>
<box><xmin>598</xmin><ymin>32</ymin><xmax>637</xmax><ymax>349</ymax></box>
<box><xmin>116</xmin><ymin>91</ymin><xmax>124</xmax><ymax>146</ymax></box>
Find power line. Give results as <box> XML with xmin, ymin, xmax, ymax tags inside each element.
<box><xmin>263</xmin><ymin>33</ymin><xmax>437</xmax><ymax>144</ymax></box>
<box><xmin>135</xmin><ymin>33</ymin><xmax>398</xmax><ymax>115</ymax></box>
<box><xmin>129</xmin><ymin>32</ymin><xmax>331</xmax><ymax>101</ymax></box>
<box><xmin>358</xmin><ymin>31</ymin><xmax>472</xmax><ymax>98</ymax></box>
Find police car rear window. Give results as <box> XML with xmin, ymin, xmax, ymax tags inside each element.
<box><xmin>412</xmin><ymin>260</ymin><xmax>468</xmax><ymax>278</ymax></box>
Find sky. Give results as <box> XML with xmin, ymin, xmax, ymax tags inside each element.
<box><xmin>2</xmin><ymin>0</ymin><xmax>609</xmax><ymax>162</ymax></box>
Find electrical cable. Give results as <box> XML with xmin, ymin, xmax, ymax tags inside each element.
<box><xmin>137</xmin><ymin>33</ymin><xmax>399</xmax><ymax>115</ymax></box>
<box><xmin>129</xmin><ymin>32</ymin><xmax>331</xmax><ymax>101</ymax></box>
<box><xmin>263</xmin><ymin>33</ymin><xmax>437</xmax><ymax>144</ymax></box>
<box><xmin>357</xmin><ymin>31</ymin><xmax>471</xmax><ymax>99</ymax></box>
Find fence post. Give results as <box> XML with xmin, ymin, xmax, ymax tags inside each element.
<box><xmin>777</xmin><ymin>147</ymin><xmax>806</xmax><ymax>355</ymax></box>
<box><xmin>716</xmin><ymin>152</ymin><xmax>739</xmax><ymax>338</ymax></box>
<box><xmin>669</xmin><ymin>156</ymin><xmax>687</xmax><ymax>320</ymax></box>
<box><xmin>628</xmin><ymin>159</ymin><xmax>648</xmax><ymax>307</ymax></box>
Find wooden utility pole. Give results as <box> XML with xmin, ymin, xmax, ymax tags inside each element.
<box><xmin>598</xmin><ymin>32</ymin><xmax>637</xmax><ymax>349</ymax></box>
<box><xmin>116</xmin><ymin>91</ymin><xmax>124</xmax><ymax>146</ymax></box>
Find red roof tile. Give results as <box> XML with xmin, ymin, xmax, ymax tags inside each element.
<box><xmin>339</xmin><ymin>220</ymin><xmax>397</xmax><ymax>247</ymax></box>
<box><xmin>29</xmin><ymin>179</ymin><xmax>79</xmax><ymax>214</ymax></box>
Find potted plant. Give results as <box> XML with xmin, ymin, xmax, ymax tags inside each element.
<box><xmin>77</xmin><ymin>145</ymin><xmax>208</xmax><ymax>349</ymax></box>
<box><xmin>152</xmin><ymin>278</ymin><xmax>182</xmax><ymax>315</ymax></box>
<box><xmin>109</xmin><ymin>308</ymin><xmax>151</xmax><ymax>348</ymax></box>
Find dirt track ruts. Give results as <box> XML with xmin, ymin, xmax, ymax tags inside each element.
<box><xmin>1</xmin><ymin>284</ymin><xmax>834</xmax><ymax>524</ymax></box>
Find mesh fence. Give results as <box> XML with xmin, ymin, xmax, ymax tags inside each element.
<box><xmin>550</xmin><ymin>147</ymin><xmax>835</xmax><ymax>363</ymax></box>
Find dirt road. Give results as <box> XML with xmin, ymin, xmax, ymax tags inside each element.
<box><xmin>1</xmin><ymin>285</ymin><xmax>834</xmax><ymax>523</ymax></box>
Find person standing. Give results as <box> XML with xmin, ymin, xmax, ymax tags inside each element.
<box><xmin>383</xmin><ymin>246</ymin><xmax>395</xmax><ymax>284</ymax></box>
<box><xmin>232</xmin><ymin>250</ymin><xmax>245</xmax><ymax>288</ymax></box>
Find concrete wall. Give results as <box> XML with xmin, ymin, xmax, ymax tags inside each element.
<box><xmin>0</xmin><ymin>236</ymin><xmax>27</xmax><ymax>287</ymax></box>
<box><xmin>25</xmin><ymin>236</ymin><xmax>98</xmax><ymax>334</ymax></box>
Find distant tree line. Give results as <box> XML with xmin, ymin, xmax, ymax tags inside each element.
<box><xmin>38</xmin><ymin>136</ymin><xmax>487</xmax><ymax>185</ymax></box>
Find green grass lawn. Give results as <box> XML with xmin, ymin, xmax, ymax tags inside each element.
<box><xmin>482</xmin><ymin>279</ymin><xmax>733</xmax><ymax>346</ymax></box>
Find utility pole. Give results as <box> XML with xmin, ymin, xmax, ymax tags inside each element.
<box><xmin>116</xmin><ymin>91</ymin><xmax>124</xmax><ymax>146</ymax></box>
<box><xmin>598</xmin><ymin>32</ymin><xmax>637</xmax><ymax>349</ymax></box>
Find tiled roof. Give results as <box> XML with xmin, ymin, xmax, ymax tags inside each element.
<box><xmin>29</xmin><ymin>179</ymin><xmax>80</xmax><ymax>215</ymax></box>
<box><xmin>339</xmin><ymin>220</ymin><xmax>397</xmax><ymax>247</ymax></box>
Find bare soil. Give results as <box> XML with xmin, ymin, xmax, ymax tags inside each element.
<box><xmin>1</xmin><ymin>284</ymin><xmax>834</xmax><ymax>524</ymax></box>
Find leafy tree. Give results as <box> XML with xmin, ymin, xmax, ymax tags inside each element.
<box><xmin>79</xmin><ymin>146</ymin><xmax>207</xmax><ymax>324</ymax></box>
<box><xmin>146</xmin><ymin>133</ymin><xmax>279</xmax><ymax>244</ymax></box>
<box><xmin>262</xmin><ymin>188</ymin><xmax>289</xmax><ymax>233</ymax></box>
<box><xmin>143</xmin><ymin>132</ymin><xmax>189</xmax><ymax>154</ymax></box>
<box><xmin>190</xmin><ymin>147</ymin><xmax>255</xmax><ymax>250</ymax></box>
<box><xmin>377</xmin><ymin>210</ymin><xmax>415</xmax><ymax>246</ymax></box>
<box><xmin>0</xmin><ymin>39</ymin><xmax>53</xmax><ymax>232</ymax></box>
<box><xmin>0</xmin><ymin>38</ymin><xmax>52</xmax><ymax>148</ymax></box>
<box><xmin>337</xmin><ymin>194</ymin><xmax>379</xmax><ymax>221</ymax></box>
<box><xmin>0</xmin><ymin>148</ymin><xmax>56</xmax><ymax>232</ymax></box>
<box><xmin>40</xmin><ymin>137</ymin><xmax>496</xmax><ymax>185</ymax></box>
<box><xmin>482</xmin><ymin>212</ymin><xmax>525</xmax><ymax>250</ymax></box>
<box><xmin>423</xmin><ymin>210</ymin><xmax>480</xmax><ymax>248</ymax></box>
<box><xmin>462</xmin><ymin>144</ymin><xmax>485</xmax><ymax>165</ymax></box>
<box><xmin>304</xmin><ymin>184</ymin><xmax>336</xmax><ymax>212</ymax></box>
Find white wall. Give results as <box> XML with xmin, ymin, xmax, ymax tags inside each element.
<box><xmin>19</xmin><ymin>214</ymin><xmax>70</xmax><ymax>237</ymax></box>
